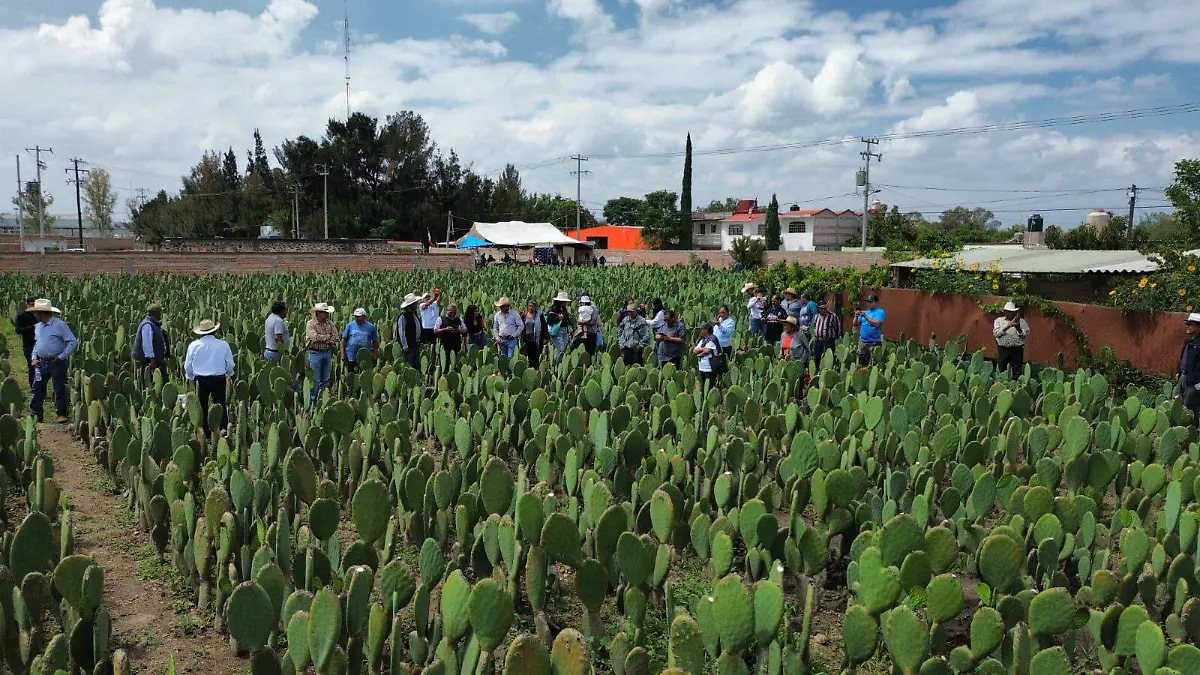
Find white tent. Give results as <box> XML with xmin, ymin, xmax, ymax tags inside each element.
<box><xmin>458</xmin><ymin>221</ymin><xmax>589</xmax><ymax>248</ymax></box>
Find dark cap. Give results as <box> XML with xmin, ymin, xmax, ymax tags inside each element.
<box><xmin>817</xmin><ymin>300</ymin><xmax>827</xmax><ymax>309</ymax></box>
<box><xmin>25</xmin><ymin>297</ymin><xmax>36</xmax><ymax>304</ymax></box>
<box><xmin>865</xmin><ymin>294</ymin><xmax>879</xmax><ymax>303</ymax></box>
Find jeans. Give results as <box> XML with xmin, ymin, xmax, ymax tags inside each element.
<box><xmin>403</xmin><ymin>346</ymin><xmax>422</xmax><ymax>370</ymax></box>
<box><xmin>498</xmin><ymin>337</ymin><xmax>519</xmax><ymax>360</ymax></box>
<box><xmin>264</xmin><ymin>349</ymin><xmax>282</xmax><ymax>362</ymax></box>
<box><xmin>308</xmin><ymin>349</ymin><xmax>333</xmax><ymax>406</ymax></box>
<box><xmin>749</xmin><ymin>318</ymin><xmax>763</xmax><ymax>336</ymax></box>
<box><xmin>997</xmin><ymin>345</ymin><xmax>1024</xmax><ymax>379</ymax></box>
<box><xmin>31</xmin><ymin>359</ymin><xmax>69</xmax><ymax>421</ymax></box>
<box><xmin>196</xmin><ymin>375</ymin><xmax>228</xmax><ymax>437</ymax></box>
<box><xmin>468</xmin><ymin>333</ymin><xmax>487</xmax><ymax>350</ymax></box>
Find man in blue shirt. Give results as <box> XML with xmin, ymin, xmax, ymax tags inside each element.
<box><xmin>132</xmin><ymin>304</ymin><xmax>170</xmax><ymax>387</ymax></box>
<box><xmin>29</xmin><ymin>298</ymin><xmax>78</xmax><ymax>423</ymax></box>
<box><xmin>854</xmin><ymin>294</ymin><xmax>885</xmax><ymax>367</ymax></box>
<box><xmin>342</xmin><ymin>308</ymin><xmax>380</xmax><ymax>372</ymax></box>
<box><xmin>713</xmin><ymin>305</ymin><xmax>736</xmax><ymax>355</ymax></box>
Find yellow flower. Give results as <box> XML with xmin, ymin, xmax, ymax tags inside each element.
<box><xmin>1180</xmin><ymin>289</ymin><xmax>1187</xmax><ymax>297</ymax></box>
<box><xmin>1150</xmin><ymin>282</ymin><xmax>1157</xmax><ymax>289</ymax></box>
<box><xmin>992</xmin><ymin>282</ymin><xmax>1000</xmax><ymax>290</ymax></box>
<box><xmin>1109</xmin><ymin>289</ymin><xmax>1117</xmax><ymax>296</ymax></box>
<box><xmin>1189</xmin><ymin>265</ymin><xmax>1196</xmax><ymax>272</ymax></box>
<box><xmin>1138</xmin><ymin>278</ymin><xmax>1148</xmax><ymax>288</ymax></box>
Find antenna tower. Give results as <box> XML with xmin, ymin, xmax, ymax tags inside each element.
<box><xmin>343</xmin><ymin>0</ymin><xmax>352</xmax><ymax>118</ymax></box>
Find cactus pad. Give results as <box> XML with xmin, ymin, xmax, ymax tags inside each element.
<box><xmin>711</xmin><ymin>575</ymin><xmax>754</xmax><ymax>654</ymax></box>
<box><xmin>468</xmin><ymin>578</ymin><xmax>514</xmax><ymax>653</ymax></box>
<box><xmin>227</xmin><ymin>581</ymin><xmax>275</xmax><ymax>653</ymax></box>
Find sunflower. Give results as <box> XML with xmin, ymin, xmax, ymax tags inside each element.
<box><xmin>1138</xmin><ymin>278</ymin><xmax>1148</xmax><ymax>288</ymax></box>
<box><xmin>1180</xmin><ymin>289</ymin><xmax>1188</xmax><ymax>297</ymax></box>
<box><xmin>1189</xmin><ymin>265</ymin><xmax>1196</xmax><ymax>272</ymax></box>
<box><xmin>1109</xmin><ymin>289</ymin><xmax>1117</xmax><ymax>296</ymax></box>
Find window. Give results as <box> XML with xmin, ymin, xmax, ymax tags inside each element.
<box><xmin>728</xmin><ymin>223</ymin><xmax>744</xmax><ymax>236</ymax></box>
<box><xmin>710</xmin><ymin>223</ymin><xmax>719</xmax><ymax>234</ymax></box>
<box><xmin>586</xmin><ymin>236</ymin><xmax>608</xmax><ymax>250</ymax></box>
<box><xmin>788</xmin><ymin>221</ymin><xmax>807</xmax><ymax>234</ymax></box>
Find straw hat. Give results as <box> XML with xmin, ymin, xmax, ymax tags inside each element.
<box><xmin>553</xmin><ymin>291</ymin><xmax>571</xmax><ymax>303</ymax></box>
<box><xmin>741</xmin><ymin>282</ymin><xmax>757</xmax><ymax>293</ymax></box>
<box><xmin>783</xmin><ymin>288</ymin><xmax>798</xmax><ymax>297</ymax></box>
<box><xmin>783</xmin><ymin>316</ymin><xmax>799</xmax><ymax>327</ymax></box>
<box><xmin>310</xmin><ymin>302</ymin><xmax>336</xmax><ymax>314</ymax></box>
<box><xmin>401</xmin><ymin>293</ymin><xmax>421</xmax><ymax>309</ymax></box>
<box><xmin>31</xmin><ymin>298</ymin><xmax>62</xmax><ymax>314</ymax></box>
<box><xmin>193</xmin><ymin>319</ymin><xmax>220</xmax><ymax>335</ymax></box>
<box><xmin>495</xmin><ymin>296</ymin><xmax>512</xmax><ymax>308</ymax></box>
<box><xmin>353</xmin><ymin>308</ymin><xmax>367</xmax><ymax>317</ymax></box>
<box><xmin>1002</xmin><ymin>301</ymin><xmax>1019</xmax><ymax>312</ymax></box>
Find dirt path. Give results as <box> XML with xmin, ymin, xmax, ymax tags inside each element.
<box><xmin>38</xmin><ymin>423</ymin><xmax>244</xmax><ymax>674</ymax></box>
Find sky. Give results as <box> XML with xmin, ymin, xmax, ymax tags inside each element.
<box><xmin>1</xmin><ymin>0</ymin><xmax>1198</xmax><ymax>229</ymax></box>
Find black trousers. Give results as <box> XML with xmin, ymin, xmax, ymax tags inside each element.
<box><xmin>524</xmin><ymin>340</ymin><xmax>542</xmax><ymax>369</ymax></box>
<box><xmin>23</xmin><ymin>345</ymin><xmax>35</xmax><ymax>387</ymax></box>
<box><xmin>997</xmin><ymin>345</ymin><xmax>1024</xmax><ymax>378</ymax></box>
<box><xmin>571</xmin><ymin>334</ymin><xmax>598</xmax><ymax>355</ymax></box>
<box><xmin>137</xmin><ymin>358</ymin><xmax>167</xmax><ymax>388</ymax></box>
<box><xmin>622</xmin><ymin>347</ymin><xmax>644</xmax><ymax>365</ymax></box>
<box><xmin>195</xmin><ymin>375</ymin><xmax>228</xmax><ymax>437</ymax></box>
<box><xmin>420</xmin><ymin>328</ymin><xmax>435</xmax><ymax>345</ymax></box>
<box><xmin>403</xmin><ymin>346</ymin><xmax>422</xmax><ymax>370</ymax></box>
<box><xmin>658</xmin><ymin>356</ymin><xmax>682</xmax><ymax>368</ymax></box>
<box><xmin>813</xmin><ymin>338</ymin><xmax>836</xmax><ymax>367</ymax></box>
<box><xmin>699</xmin><ymin>371</ymin><xmax>719</xmax><ymax>388</ymax></box>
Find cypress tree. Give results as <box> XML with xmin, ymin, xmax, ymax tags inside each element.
<box><xmin>679</xmin><ymin>133</ymin><xmax>693</xmax><ymax>250</ymax></box>
<box><xmin>764</xmin><ymin>194</ymin><xmax>781</xmax><ymax>250</ymax></box>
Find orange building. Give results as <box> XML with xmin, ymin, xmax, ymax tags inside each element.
<box><xmin>573</xmin><ymin>225</ymin><xmax>648</xmax><ymax>250</ymax></box>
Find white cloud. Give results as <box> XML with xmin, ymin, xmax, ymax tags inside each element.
<box><xmin>461</xmin><ymin>11</ymin><xmax>520</xmax><ymax>35</ymax></box>
<box><xmin>0</xmin><ymin>0</ymin><xmax>1195</xmax><ymax>228</ymax></box>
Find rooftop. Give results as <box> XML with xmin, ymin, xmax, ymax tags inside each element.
<box><xmin>890</xmin><ymin>245</ymin><xmax>1161</xmax><ymax>274</ymax></box>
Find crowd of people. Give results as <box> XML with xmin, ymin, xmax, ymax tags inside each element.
<box><xmin>13</xmin><ymin>284</ymin><xmax>1200</xmax><ymax>435</ymax></box>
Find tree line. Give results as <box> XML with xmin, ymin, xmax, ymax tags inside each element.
<box><xmin>124</xmin><ymin>111</ymin><xmax>598</xmax><ymax>244</ymax></box>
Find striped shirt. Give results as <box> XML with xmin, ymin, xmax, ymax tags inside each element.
<box><xmin>812</xmin><ymin>311</ymin><xmax>841</xmax><ymax>340</ymax></box>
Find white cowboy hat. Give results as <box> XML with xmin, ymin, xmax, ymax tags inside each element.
<box><xmin>553</xmin><ymin>291</ymin><xmax>571</xmax><ymax>303</ymax></box>
<box><xmin>1002</xmin><ymin>301</ymin><xmax>1020</xmax><ymax>312</ymax></box>
<box><xmin>310</xmin><ymin>302</ymin><xmax>336</xmax><ymax>314</ymax></box>
<box><xmin>401</xmin><ymin>293</ymin><xmax>421</xmax><ymax>309</ymax></box>
<box><xmin>495</xmin><ymin>296</ymin><xmax>512</xmax><ymax>308</ymax></box>
<box><xmin>579</xmin><ymin>295</ymin><xmax>592</xmax><ymax>304</ymax></box>
<box><xmin>31</xmin><ymin>298</ymin><xmax>62</xmax><ymax>314</ymax></box>
<box><xmin>1188</xmin><ymin>313</ymin><xmax>1200</xmax><ymax>324</ymax></box>
<box><xmin>741</xmin><ymin>282</ymin><xmax>757</xmax><ymax>293</ymax></box>
<box><xmin>353</xmin><ymin>308</ymin><xmax>367</xmax><ymax>317</ymax></box>
<box><xmin>193</xmin><ymin>319</ymin><xmax>220</xmax><ymax>335</ymax></box>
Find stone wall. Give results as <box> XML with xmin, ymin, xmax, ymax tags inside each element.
<box><xmin>158</xmin><ymin>238</ymin><xmax>414</xmax><ymax>254</ymax></box>
<box><xmin>0</xmin><ymin>251</ymin><xmax>472</xmax><ymax>276</ymax></box>
<box><xmin>0</xmin><ymin>234</ymin><xmax>142</xmax><ymax>252</ymax></box>
<box><xmin>608</xmin><ymin>250</ymin><xmax>886</xmax><ymax>271</ymax></box>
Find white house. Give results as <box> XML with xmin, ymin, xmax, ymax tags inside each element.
<box><xmin>692</xmin><ymin>201</ymin><xmax>862</xmax><ymax>251</ymax></box>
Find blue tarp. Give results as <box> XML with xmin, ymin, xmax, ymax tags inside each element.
<box><xmin>457</xmin><ymin>234</ymin><xmax>490</xmax><ymax>249</ymax></box>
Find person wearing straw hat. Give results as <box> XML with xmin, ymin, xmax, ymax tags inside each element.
<box><xmin>29</xmin><ymin>299</ymin><xmax>77</xmax><ymax>424</ymax></box>
<box><xmin>572</xmin><ymin>303</ymin><xmax>599</xmax><ymax>355</ymax></box>
<box><xmin>305</xmin><ymin>303</ymin><xmax>338</xmax><ymax>407</ymax></box>
<box><xmin>184</xmin><ymin>319</ymin><xmax>234</xmax><ymax>437</ymax></box>
<box><xmin>132</xmin><ymin>304</ymin><xmax>170</xmax><ymax>388</ymax></box>
<box><xmin>419</xmin><ymin>288</ymin><xmax>442</xmax><ymax>346</ymax></box>
<box><xmin>397</xmin><ymin>294</ymin><xmax>423</xmax><ymax>370</ymax></box>
<box><xmin>781</xmin><ymin>288</ymin><xmax>802</xmax><ymax>322</ymax></box>
<box><xmin>12</xmin><ymin>297</ymin><xmax>38</xmax><ymax>387</ymax></box>
<box><xmin>342</xmin><ymin>308</ymin><xmax>380</xmax><ymax>372</ymax></box>
<box><xmin>546</xmin><ymin>292</ymin><xmax>574</xmax><ymax>359</ymax></box>
<box><xmin>493</xmin><ymin>296</ymin><xmax>523</xmax><ymax>361</ymax></box>
<box><xmin>993</xmin><ymin>300</ymin><xmax>1030</xmax><ymax>378</ymax></box>
<box><xmin>1179</xmin><ymin>313</ymin><xmax>1200</xmax><ymax>424</ymax></box>
<box><xmin>780</xmin><ymin>316</ymin><xmax>811</xmax><ymax>363</ymax></box>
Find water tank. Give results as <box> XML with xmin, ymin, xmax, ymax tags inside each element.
<box><xmin>1087</xmin><ymin>209</ymin><xmax>1112</xmax><ymax>231</ymax></box>
<box><xmin>1027</xmin><ymin>214</ymin><xmax>1044</xmax><ymax>233</ymax></box>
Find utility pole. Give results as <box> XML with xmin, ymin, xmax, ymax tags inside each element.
<box><xmin>858</xmin><ymin>138</ymin><xmax>882</xmax><ymax>251</ymax></box>
<box><xmin>135</xmin><ymin>188</ymin><xmax>148</xmax><ymax>208</ymax></box>
<box><xmin>1127</xmin><ymin>185</ymin><xmax>1139</xmax><ymax>237</ymax></box>
<box><xmin>446</xmin><ymin>211</ymin><xmax>453</xmax><ymax>248</ymax></box>
<box><xmin>570</xmin><ymin>155</ymin><xmax>589</xmax><ymax>236</ymax></box>
<box><xmin>292</xmin><ymin>184</ymin><xmax>301</xmax><ymax>239</ymax></box>
<box><xmin>316</xmin><ymin>164</ymin><xmax>330</xmax><ymax>239</ymax></box>
<box><xmin>65</xmin><ymin>158</ymin><xmax>90</xmax><ymax>249</ymax></box>
<box><xmin>25</xmin><ymin>146</ymin><xmax>52</xmax><ymax>236</ymax></box>
<box><xmin>15</xmin><ymin>155</ymin><xmax>25</xmax><ymax>251</ymax></box>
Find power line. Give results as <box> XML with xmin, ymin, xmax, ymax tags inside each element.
<box><xmin>875</xmin><ymin>183</ymin><xmax>1129</xmax><ymax>194</ymax></box>
<box><xmin>64</xmin><ymin>158</ymin><xmax>90</xmax><ymax>249</ymax></box>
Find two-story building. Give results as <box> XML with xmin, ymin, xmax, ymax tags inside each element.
<box><xmin>691</xmin><ymin>200</ymin><xmax>863</xmax><ymax>252</ymax></box>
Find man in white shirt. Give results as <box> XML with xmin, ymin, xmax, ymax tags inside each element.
<box><xmin>493</xmin><ymin>296</ymin><xmax>524</xmax><ymax>361</ymax></box>
<box><xmin>264</xmin><ymin>301</ymin><xmax>289</xmax><ymax>362</ymax></box>
<box><xmin>185</xmin><ymin>319</ymin><xmax>235</xmax><ymax>437</ymax></box>
<box><xmin>419</xmin><ymin>289</ymin><xmax>442</xmax><ymax>345</ymax></box>
<box><xmin>993</xmin><ymin>301</ymin><xmax>1030</xmax><ymax>379</ymax></box>
<box><xmin>744</xmin><ymin>283</ymin><xmax>765</xmax><ymax>337</ymax></box>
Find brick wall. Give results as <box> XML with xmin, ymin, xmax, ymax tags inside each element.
<box><xmin>0</xmin><ymin>251</ymin><xmax>472</xmax><ymax>276</ymax></box>
<box><xmin>160</xmin><ymin>238</ymin><xmax>409</xmax><ymax>254</ymax></box>
<box><xmin>610</xmin><ymin>250</ymin><xmax>886</xmax><ymax>271</ymax></box>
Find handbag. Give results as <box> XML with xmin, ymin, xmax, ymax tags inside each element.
<box><xmin>707</xmin><ymin>339</ymin><xmax>729</xmax><ymax>374</ymax></box>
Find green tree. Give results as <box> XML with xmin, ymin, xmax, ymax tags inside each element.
<box><xmin>680</xmin><ymin>133</ymin><xmax>693</xmax><ymax>250</ymax></box>
<box><xmin>603</xmin><ymin>197</ymin><xmax>643</xmax><ymax>227</ymax></box>
<box><xmin>704</xmin><ymin>197</ymin><xmax>739</xmax><ymax>213</ymax></box>
<box><xmin>12</xmin><ymin>182</ymin><xmax>55</xmax><ymax>232</ymax></box>
<box><xmin>82</xmin><ymin>168</ymin><xmax>117</xmax><ymax>236</ymax></box>
<box><xmin>763</xmin><ymin>194</ymin><xmax>781</xmax><ymax>250</ymax></box>
<box><xmin>1165</xmin><ymin>158</ymin><xmax>1200</xmax><ymax>243</ymax></box>
<box><xmin>730</xmin><ymin>236</ymin><xmax>765</xmax><ymax>269</ymax></box>
<box><xmin>638</xmin><ymin>190</ymin><xmax>681</xmax><ymax>249</ymax></box>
